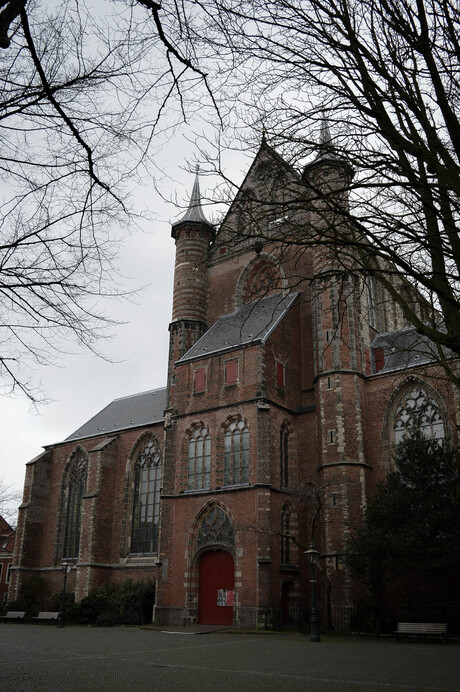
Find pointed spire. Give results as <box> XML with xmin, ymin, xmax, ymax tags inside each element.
<box><xmin>316</xmin><ymin>115</ymin><xmax>336</xmax><ymax>161</ymax></box>
<box><xmin>171</xmin><ymin>168</ymin><xmax>214</xmax><ymax>239</ymax></box>
<box><xmin>319</xmin><ymin>118</ymin><xmax>332</xmax><ymax>148</ymax></box>
<box><xmin>302</xmin><ymin>118</ymin><xmax>354</xmax><ymax>182</ymax></box>
<box><xmin>175</xmin><ymin>169</ymin><xmax>209</xmax><ymax>226</ymax></box>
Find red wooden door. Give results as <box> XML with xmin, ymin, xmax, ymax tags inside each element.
<box><xmin>198</xmin><ymin>550</ymin><xmax>234</xmax><ymax>625</ymax></box>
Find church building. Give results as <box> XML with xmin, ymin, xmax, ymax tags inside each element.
<box><xmin>9</xmin><ymin>138</ymin><xmax>459</xmax><ymax>627</ymax></box>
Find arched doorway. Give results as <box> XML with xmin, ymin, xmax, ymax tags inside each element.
<box><xmin>198</xmin><ymin>550</ymin><xmax>234</xmax><ymax>625</ymax></box>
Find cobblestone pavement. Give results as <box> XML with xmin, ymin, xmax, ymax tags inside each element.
<box><xmin>0</xmin><ymin>624</ymin><xmax>458</xmax><ymax>691</ymax></box>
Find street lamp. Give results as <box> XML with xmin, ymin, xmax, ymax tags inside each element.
<box><xmin>304</xmin><ymin>544</ymin><xmax>321</xmax><ymax>642</ymax></box>
<box><xmin>57</xmin><ymin>559</ymin><xmax>74</xmax><ymax>628</ymax></box>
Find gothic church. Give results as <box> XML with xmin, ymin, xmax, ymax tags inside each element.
<box><xmin>9</xmin><ymin>139</ymin><xmax>459</xmax><ymax>627</ymax></box>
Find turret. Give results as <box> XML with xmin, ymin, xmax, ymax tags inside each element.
<box><xmin>302</xmin><ymin>119</ymin><xmax>354</xmax><ymax>193</ymax></box>
<box><xmin>167</xmin><ymin>173</ymin><xmax>214</xmax><ymax>404</ymax></box>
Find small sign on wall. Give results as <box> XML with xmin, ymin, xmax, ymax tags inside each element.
<box><xmin>217</xmin><ymin>589</ymin><xmax>234</xmax><ymax>606</ymax></box>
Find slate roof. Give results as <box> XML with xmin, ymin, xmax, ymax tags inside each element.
<box><xmin>64</xmin><ymin>387</ymin><xmax>167</xmax><ymax>442</ymax></box>
<box><xmin>179</xmin><ymin>292</ymin><xmax>299</xmax><ymax>363</ymax></box>
<box><xmin>372</xmin><ymin>327</ymin><xmax>452</xmax><ymax>373</ymax></box>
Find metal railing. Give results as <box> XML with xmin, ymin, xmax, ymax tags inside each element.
<box><xmin>258</xmin><ymin>603</ymin><xmax>460</xmax><ymax>637</ymax></box>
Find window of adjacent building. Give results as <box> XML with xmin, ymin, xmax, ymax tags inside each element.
<box><xmin>130</xmin><ymin>437</ymin><xmax>162</xmax><ymax>555</ymax></box>
<box><xmin>194</xmin><ymin>367</ymin><xmax>206</xmax><ymax>394</ymax></box>
<box><xmin>62</xmin><ymin>451</ymin><xmax>88</xmax><ymax>559</ymax></box>
<box><xmin>224</xmin><ymin>420</ymin><xmax>249</xmax><ymax>486</ymax></box>
<box><xmin>0</xmin><ymin>563</ymin><xmax>3</xmax><ymax>582</ymax></box>
<box><xmin>280</xmin><ymin>423</ymin><xmax>289</xmax><ymax>487</ymax></box>
<box><xmin>5</xmin><ymin>563</ymin><xmax>11</xmax><ymax>583</ymax></box>
<box><xmin>188</xmin><ymin>426</ymin><xmax>211</xmax><ymax>490</ymax></box>
<box><xmin>225</xmin><ymin>359</ymin><xmax>238</xmax><ymax>386</ymax></box>
<box><xmin>276</xmin><ymin>360</ymin><xmax>285</xmax><ymax>388</ymax></box>
<box><xmin>393</xmin><ymin>385</ymin><xmax>445</xmax><ymax>445</ymax></box>
<box><xmin>281</xmin><ymin>505</ymin><xmax>291</xmax><ymax>566</ymax></box>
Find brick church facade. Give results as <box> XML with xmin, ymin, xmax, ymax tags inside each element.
<box><xmin>9</xmin><ymin>139</ymin><xmax>460</xmax><ymax>627</ymax></box>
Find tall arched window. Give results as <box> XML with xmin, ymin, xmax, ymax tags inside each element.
<box><xmin>393</xmin><ymin>385</ymin><xmax>445</xmax><ymax>445</ymax></box>
<box><xmin>224</xmin><ymin>420</ymin><xmax>249</xmax><ymax>486</ymax></box>
<box><xmin>280</xmin><ymin>423</ymin><xmax>289</xmax><ymax>487</ymax></box>
<box><xmin>131</xmin><ymin>437</ymin><xmax>162</xmax><ymax>555</ymax></box>
<box><xmin>188</xmin><ymin>426</ymin><xmax>211</xmax><ymax>490</ymax></box>
<box><xmin>63</xmin><ymin>450</ymin><xmax>88</xmax><ymax>559</ymax></box>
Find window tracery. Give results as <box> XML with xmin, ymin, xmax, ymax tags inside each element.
<box><xmin>63</xmin><ymin>450</ymin><xmax>88</xmax><ymax>559</ymax></box>
<box><xmin>130</xmin><ymin>437</ymin><xmax>162</xmax><ymax>554</ymax></box>
<box><xmin>393</xmin><ymin>385</ymin><xmax>445</xmax><ymax>445</ymax></box>
<box><xmin>197</xmin><ymin>505</ymin><xmax>234</xmax><ymax>549</ymax></box>
<box><xmin>224</xmin><ymin>419</ymin><xmax>249</xmax><ymax>486</ymax></box>
<box><xmin>188</xmin><ymin>426</ymin><xmax>211</xmax><ymax>490</ymax></box>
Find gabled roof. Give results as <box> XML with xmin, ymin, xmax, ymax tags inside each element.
<box><xmin>217</xmin><ymin>140</ymin><xmax>300</xmax><ymax>231</ymax></box>
<box><xmin>372</xmin><ymin>327</ymin><xmax>452</xmax><ymax>373</ymax></box>
<box><xmin>64</xmin><ymin>387</ymin><xmax>167</xmax><ymax>442</ymax></box>
<box><xmin>179</xmin><ymin>292</ymin><xmax>299</xmax><ymax>363</ymax></box>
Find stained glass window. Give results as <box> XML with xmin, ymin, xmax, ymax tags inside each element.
<box><xmin>63</xmin><ymin>451</ymin><xmax>88</xmax><ymax>559</ymax></box>
<box><xmin>188</xmin><ymin>427</ymin><xmax>211</xmax><ymax>490</ymax></box>
<box><xmin>131</xmin><ymin>437</ymin><xmax>162</xmax><ymax>554</ymax></box>
<box><xmin>393</xmin><ymin>386</ymin><xmax>445</xmax><ymax>445</ymax></box>
<box><xmin>224</xmin><ymin>420</ymin><xmax>249</xmax><ymax>486</ymax></box>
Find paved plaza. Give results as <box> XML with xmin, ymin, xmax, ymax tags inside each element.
<box><xmin>0</xmin><ymin>624</ymin><xmax>458</xmax><ymax>691</ymax></box>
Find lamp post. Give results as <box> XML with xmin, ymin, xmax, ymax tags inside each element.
<box><xmin>57</xmin><ymin>559</ymin><xmax>74</xmax><ymax>628</ymax></box>
<box><xmin>304</xmin><ymin>544</ymin><xmax>321</xmax><ymax>642</ymax></box>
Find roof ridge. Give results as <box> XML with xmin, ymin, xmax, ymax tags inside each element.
<box><xmin>112</xmin><ymin>386</ymin><xmax>167</xmax><ymax>403</ymax></box>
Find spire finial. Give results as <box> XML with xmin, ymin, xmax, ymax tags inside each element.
<box><xmin>261</xmin><ymin>124</ymin><xmax>267</xmax><ymax>144</ymax></box>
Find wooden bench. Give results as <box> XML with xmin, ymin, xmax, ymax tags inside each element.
<box><xmin>0</xmin><ymin>611</ymin><xmax>26</xmax><ymax>622</ymax></box>
<box><xmin>32</xmin><ymin>611</ymin><xmax>60</xmax><ymax>624</ymax></box>
<box><xmin>394</xmin><ymin>622</ymin><xmax>447</xmax><ymax>643</ymax></box>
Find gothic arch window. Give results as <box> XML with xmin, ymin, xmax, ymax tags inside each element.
<box><xmin>188</xmin><ymin>426</ymin><xmax>211</xmax><ymax>490</ymax></box>
<box><xmin>197</xmin><ymin>505</ymin><xmax>234</xmax><ymax>550</ymax></box>
<box><xmin>130</xmin><ymin>436</ymin><xmax>162</xmax><ymax>555</ymax></box>
<box><xmin>280</xmin><ymin>422</ymin><xmax>290</xmax><ymax>488</ymax></box>
<box><xmin>392</xmin><ymin>384</ymin><xmax>445</xmax><ymax>445</ymax></box>
<box><xmin>224</xmin><ymin>419</ymin><xmax>250</xmax><ymax>486</ymax></box>
<box><xmin>62</xmin><ymin>450</ymin><xmax>88</xmax><ymax>559</ymax></box>
<box><xmin>234</xmin><ymin>255</ymin><xmax>286</xmax><ymax>307</ymax></box>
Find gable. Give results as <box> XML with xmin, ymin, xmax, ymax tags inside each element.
<box><xmin>210</xmin><ymin>141</ymin><xmax>301</xmax><ymax>264</ymax></box>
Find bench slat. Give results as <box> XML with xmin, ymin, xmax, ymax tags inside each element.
<box><xmin>0</xmin><ymin>611</ymin><xmax>25</xmax><ymax>621</ymax></box>
<box><xmin>394</xmin><ymin>622</ymin><xmax>447</xmax><ymax>643</ymax></box>
<box><xmin>32</xmin><ymin>612</ymin><xmax>60</xmax><ymax>621</ymax></box>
